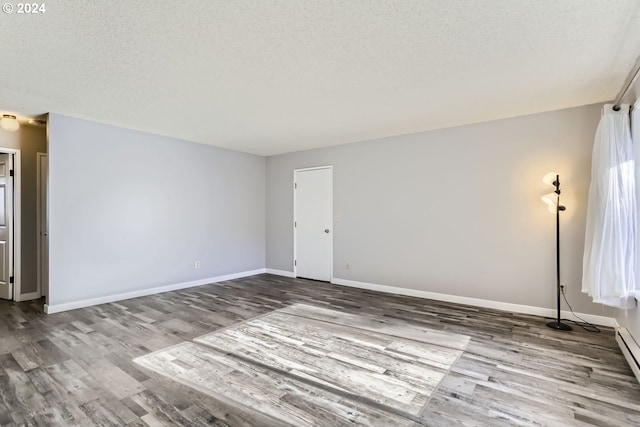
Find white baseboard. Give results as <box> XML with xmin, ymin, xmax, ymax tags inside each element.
<box><xmin>265</xmin><ymin>269</ymin><xmax>296</xmax><ymax>278</ymax></box>
<box><xmin>616</xmin><ymin>327</ymin><xmax>640</xmax><ymax>384</ymax></box>
<box><xmin>42</xmin><ymin>269</ymin><xmax>617</xmax><ymax>328</ymax></box>
<box><xmin>44</xmin><ymin>269</ymin><xmax>266</xmax><ymax>314</ymax></box>
<box><xmin>331</xmin><ymin>277</ymin><xmax>617</xmax><ymax>328</ymax></box>
<box><xmin>15</xmin><ymin>291</ymin><xmax>41</xmax><ymax>302</ymax></box>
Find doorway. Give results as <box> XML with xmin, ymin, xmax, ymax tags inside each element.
<box><xmin>0</xmin><ymin>153</ymin><xmax>14</xmax><ymax>300</ymax></box>
<box><xmin>0</xmin><ymin>148</ymin><xmax>19</xmax><ymax>301</ymax></box>
<box><xmin>294</xmin><ymin>166</ymin><xmax>332</xmax><ymax>282</ymax></box>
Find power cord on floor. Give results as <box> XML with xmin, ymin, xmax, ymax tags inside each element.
<box><xmin>560</xmin><ymin>289</ymin><xmax>600</xmax><ymax>333</ymax></box>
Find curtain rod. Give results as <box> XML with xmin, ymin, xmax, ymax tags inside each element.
<box><xmin>613</xmin><ymin>54</ymin><xmax>640</xmax><ymax>111</ymax></box>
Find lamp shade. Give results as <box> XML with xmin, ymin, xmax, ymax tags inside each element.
<box><xmin>541</xmin><ymin>192</ymin><xmax>557</xmax><ymax>213</ymax></box>
<box><xmin>0</xmin><ymin>115</ymin><xmax>19</xmax><ymax>132</ymax></box>
<box><xmin>542</xmin><ymin>172</ymin><xmax>558</xmax><ymax>186</ymax></box>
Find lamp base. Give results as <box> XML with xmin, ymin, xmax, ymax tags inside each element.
<box><xmin>546</xmin><ymin>321</ymin><xmax>572</xmax><ymax>331</ymax></box>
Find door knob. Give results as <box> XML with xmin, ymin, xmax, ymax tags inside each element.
<box><xmin>324</xmin><ymin>229</ymin><xmax>330</xmax><ymax>233</ymax></box>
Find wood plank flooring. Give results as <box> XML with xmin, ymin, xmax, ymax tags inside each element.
<box><xmin>0</xmin><ymin>274</ymin><xmax>639</xmax><ymax>426</ymax></box>
<box><xmin>137</xmin><ymin>303</ymin><xmax>470</xmax><ymax>426</ymax></box>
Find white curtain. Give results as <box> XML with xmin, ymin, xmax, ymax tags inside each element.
<box><xmin>582</xmin><ymin>104</ymin><xmax>636</xmax><ymax>308</ymax></box>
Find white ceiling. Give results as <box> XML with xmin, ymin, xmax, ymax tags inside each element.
<box><xmin>1</xmin><ymin>1</ymin><xmax>640</xmax><ymax>156</ymax></box>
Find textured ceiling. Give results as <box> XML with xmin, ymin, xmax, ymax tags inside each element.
<box><xmin>1</xmin><ymin>0</ymin><xmax>640</xmax><ymax>155</ymax></box>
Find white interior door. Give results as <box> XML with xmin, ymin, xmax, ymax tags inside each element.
<box><xmin>295</xmin><ymin>167</ymin><xmax>332</xmax><ymax>281</ymax></box>
<box><xmin>0</xmin><ymin>153</ymin><xmax>13</xmax><ymax>300</ymax></box>
<box><xmin>37</xmin><ymin>153</ymin><xmax>48</xmax><ymax>298</ymax></box>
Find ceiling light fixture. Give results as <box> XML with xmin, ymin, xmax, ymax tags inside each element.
<box><xmin>0</xmin><ymin>115</ymin><xmax>20</xmax><ymax>132</ymax></box>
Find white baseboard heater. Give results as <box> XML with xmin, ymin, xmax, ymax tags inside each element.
<box><xmin>617</xmin><ymin>327</ymin><xmax>640</xmax><ymax>384</ymax></box>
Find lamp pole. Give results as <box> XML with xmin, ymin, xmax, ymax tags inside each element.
<box><xmin>547</xmin><ymin>174</ymin><xmax>571</xmax><ymax>331</ymax></box>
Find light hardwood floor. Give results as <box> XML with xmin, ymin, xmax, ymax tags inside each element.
<box><xmin>0</xmin><ymin>274</ymin><xmax>639</xmax><ymax>426</ymax></box>
<box><xmin>136</xmin><ymin>303</ymin><xmax>471</xmax><ymax>426</ymax></box>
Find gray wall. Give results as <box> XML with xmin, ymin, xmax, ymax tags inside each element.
<box><xmin>0</xmin><ymin>124</ymin><xmax>47</xmax><ymax>295</ymax></box>
<box><xmin>47</xmin><ymin>114</ymin><xmax>265</xmax><ymax>306</ymax></box>
<box><xmin>267</xmin><ymin>104</ymin><xmax>614</xmax><ymax>316</ymax></box>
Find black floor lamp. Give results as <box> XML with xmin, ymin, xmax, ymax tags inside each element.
<box><xmin>541</xmin><ymin>173</ymin><xmax>572</xmax><ymax>331</ymax></box>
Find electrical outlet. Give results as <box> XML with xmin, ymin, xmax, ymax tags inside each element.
<box><xmin>195</xmin><ymin>260</ymin><xmax>201</xmax><ymax>269</ymax></box>
<box><xmin>560</xmin><ymin>284</ymin><xmax>565</xmax><ymax>294</ymax></box>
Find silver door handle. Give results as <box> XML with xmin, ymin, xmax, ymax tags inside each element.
<box><xmin>324</xmin><ymin>229</ymin><xmax>330</xmax><ymax>233</ymax></box>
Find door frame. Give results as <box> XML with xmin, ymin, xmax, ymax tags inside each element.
<box><xmin>0</xmin><ymin>147</ymin><xmax>21</xmax><ymax>301</ymax></box>
<box><xmin>293</xmin><ymin>165</ymin><xmax>333</xmax><ymax>281</ymax></box>
<box><xmin>36</xmin><ymin>152</ymin><xmax>47</xmax><ymax>300</ymax></box>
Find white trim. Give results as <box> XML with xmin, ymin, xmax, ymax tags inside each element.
<box><xmin>265</xmin><ymin>268</ymin><xmax>296</xmax><ymax>278</ymax></box>
<box><xmin>293</xmin><ymin>171</ymin><xmax>296</xmax><ymax>277</ymax></box>
<box><xmin>331</xmin><ymin>277</ymin><xmax>617</xmax><ymax>327</ymax></box>
<box><xmin>293</xmin><ymin>165</ymin><xmax>333</xmax><ymax>281</ymax></box>
<box><xmin>19</xmin><ymin>291</ymin><xmax>41</xmax><ymax>301</ymax></box>
<box><xmin>293</xmin><ymin>166</ymin><xmax>333</xmax><ymax>172</ymax></box>
<box><xmin>36</xmin><ymin>152</ymin><xmax>47</xmax><ymax>301</ymax></box>
<box><xmin>0</xmin><ymin>148</ymin><xmax>21</xmax><ymax>302</ymax></box>
<box><xmin>616</xmin><ymin>327</ymin><xmax>640</xmax><ymax>384</ymax></box>
<box><xmin>11</xmin><ymin>151</ymin><xmax>20</xmax><ymax>302</ymax></box>
<box><xmin>43</xmin><ymin>269</ymin><xmax>266</xmax><ymax>314</ymax></box>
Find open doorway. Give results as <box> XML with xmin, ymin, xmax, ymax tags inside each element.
<box><xmin>0</xmin><ymin>114</ymin><xmax>47</xmax><ymax>304</ymax></box>
<box><xmin>0</xmin><ymin>151</ymin><xmax>17</xmax><ymax>300</ymax></box>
